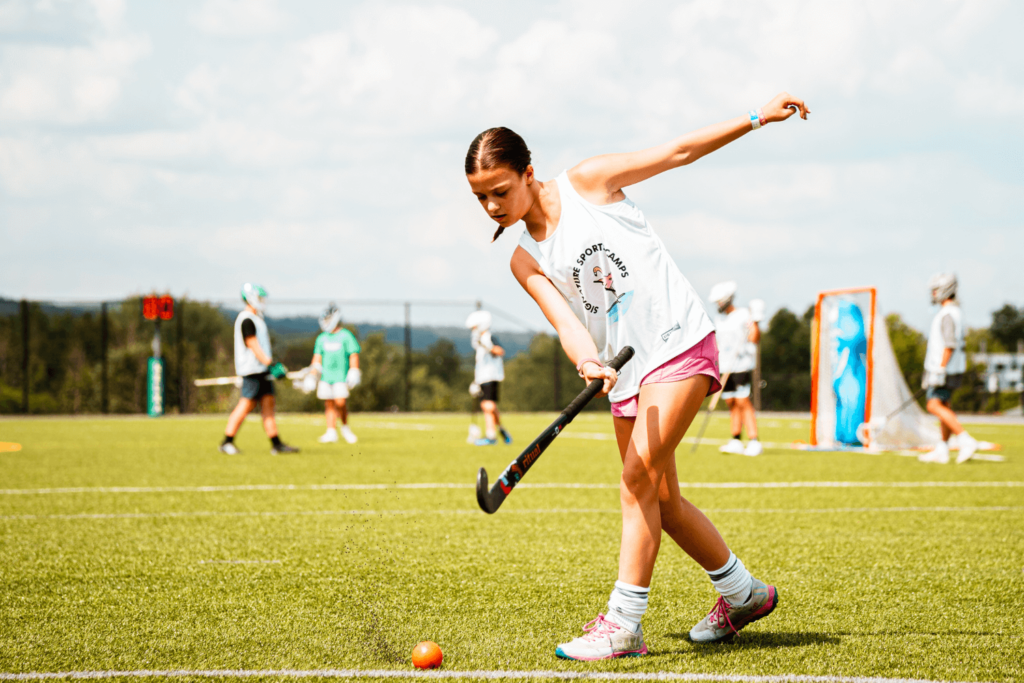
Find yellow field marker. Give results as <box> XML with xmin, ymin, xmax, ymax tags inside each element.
<box><xmin>0</xmin><ymin>442</ymin><xmax>23</xmax><ymax>452</ymax></box>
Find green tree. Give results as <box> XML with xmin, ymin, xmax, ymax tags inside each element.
<box><xmin>886</xmin><ymin>313</ymin><xmax>927</xmax><ymax>392</ymax></box>
<box><xmin>990</xmin><ymin>304</ymin><xmax>1024</xmax><ymax>352</ymax></box>
<box><xmin>501</xmin><ymin>333</ymin><xmax>609</xmax><ymax>412</ymax></box>
<box><xmin>759</xmin><ymin>306</ymin><xmax>813</xmax><ymax>411</ymax></box>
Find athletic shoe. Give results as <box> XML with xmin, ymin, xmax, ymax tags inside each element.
<box><xmin>743</xmin><ymin>440</ymin><xmax>763</xmax><ymax>457</ymax></box>
<box><xmin>219</xmin><ymin>442</ymin><xmax>240</xmax><ymax>455</ymax></box>
<box><xmin>318</xmin><ymin>429</ymin><xmax>339</xmax><ymax>444</ymax></box>
<box><xmin>719</xmin><ymin>439</ymin><xmax>744</xmax><ymax>454</ymax></box>
<box><xmin>500</xmin><ymin>429</ymin><xmax>513</xmax><ymax>445</ymax></box>
<box><xmin>271</xmin><ymin>443</ymin><xmax>300</xmax><ymax>455</ymax></box>
<box><xmin>555</xmin><ymin>614</ymin><xmax>647</xmax><ymax>661</ymax></box>
<box><xmin>341</xmin><ymin>426</ymin><xmax>358</xmax><ymax>444</ymax></box>
<box><xmin>918</xmin><ymin>443</ymin><xmax>950</xmax><ymax>464</ymax></box>
<box><xmin>474</xmin><ymin>437</ymin><xmax>498</xmax><ymax>446</ymax></box>
<box><xmin>689</xmin><ymin>578</ymin><xmax>778</xmax><ymax>643</ymax></box>
<box><xmin>956</xmin><ymin>432</ymin><xmax>978</xmax><ymax>464</ymax></box>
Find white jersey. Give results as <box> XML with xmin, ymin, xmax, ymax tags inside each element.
<box><xmin>234</xmin><ymin>310</ymin><xmax>272</xmax><ymax>376</ymax></box>
<box><xmin>925</xmin><ymin>303</ymin><xmax>965</xmax><ymax>376</ymax></box>
<box><xmin>517</xmin><ymin>171</ymin><xmax>715</xmax><ymax>403</ymax></box>
<box><xmin>715</xmin><ymin>307</ymin><xmax>756</xmax><ymax>374</ymax></box>
<box><xmin>472</xmin><ymin>330</ymin><xmax>505</xmax><ymax>384</ymax></box>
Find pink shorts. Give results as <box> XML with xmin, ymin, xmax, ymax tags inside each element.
<box><xmin>610</xmin><ymin>332</ymin><xmax>722</xmax><ymax>418</ymax></box>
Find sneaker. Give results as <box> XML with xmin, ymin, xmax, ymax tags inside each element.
<box><xmin>271</xmin><ymin>443</ymin><xmax>300</xmax><ymax>455</ymax></box>
<box><xmin>555</xmin><ymin>614</ymin><xmax>648</xmax><ymax>661</ymax></box>
<box><xmin>500</xmin><ymin>428</ymin><xmax>513</xmax><ymax>445</ymax></box>
<box><xmin>341</xmin><ymin>426</ymin><xmax>358</xmax><ymax>444</ymax></box>
<box><xmin>475</xmin><ymin>437</ymin><xmax>498</xmax><ymax>446</ymax></box>
<box><xmin>318</xmin><ymin>429</ymin><xmax>339</xmax><ymax>444</ymax></box>
<box><xmin>956</xmin><ymin>433</ymin><xmax>978</xmax><ymax>464</ymax></box>
<box><xmin>718</xmin><ymin>439</ymin><xmax>744</xmax><ymax>454</ymax></box>
<box><xmin>219</xmin><ymin>442</ymin><xmax>240</xmax><ymax>455</ymax></box>
<box><xmin>918</xmin><ymin>443</ymin><xmax>950</xmax><ymax>464</ymax></box>
<box><xmin>743</xmin><ymin>440</ymin><xmax>763</xmax><ymax>457</ymax></box>
<box><xmin>689</xmin><ymin>578</ymin><xmax>778</xmax><ymax>643</ymax></box>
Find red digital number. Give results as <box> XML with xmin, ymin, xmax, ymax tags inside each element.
<box><xmin>143</xmin><ymin>296</ymin><xmax>174</xmax><ymax>320</ymax></box>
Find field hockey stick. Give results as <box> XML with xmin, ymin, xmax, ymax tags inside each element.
<box><xmin>689</xmin><ymin>371</ymin><xmax>731</xmax><ymax>453</ymax></box>
<box><xmin>476</xmin><ymin>346</ymin><xmax>634</xmax><ymax>514</ymax></box>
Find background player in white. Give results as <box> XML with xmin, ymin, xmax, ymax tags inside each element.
<box><xmin>919</xmin><ymin>273</ymin><xmax>978</xmax><ymax>464</ymax></box>
<box><xmin>708</xmin><ymin>282</ymin><xmax>765</xmax><ymax>456</ymax></box>
<box><xmin>219</xmin><ymin>284</ymin><xmax>299</xmax><ymax>455</ymax></box>
<box><xmin>465</xmin><ymin>310</ymin><xmax>512</xmax><ymax>446</ymax></box>
<box><xmin>304</xmin><ymin>304</ymin><xmax>361</xmax><ymax>444</ymax></box>
<box><xmin>466</xmin><ymin>92</ymin><xmax>808</xmax><ymax>660</ymax></box>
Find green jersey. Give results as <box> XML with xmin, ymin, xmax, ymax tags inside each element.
<box><xmin>314</xmin><ymin>329</ymin><xmax>361</xmax><ymax>383</ymax></box>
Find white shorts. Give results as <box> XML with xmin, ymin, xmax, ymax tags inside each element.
<box><xmin>721</xmin><ymin>384</ymin><xmax>751</xmax><ymax>400</ymax></box>
<box><xmin>317</xmin><ymin>381</ymin><xmax>350</xmax><ymax>400</ymax></box>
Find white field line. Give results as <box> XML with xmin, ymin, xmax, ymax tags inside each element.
<box><xmin>0</xmin><ymin>668</ymin><xmax>1000</xmax><ymax>683</ymax></box>
<box><xmin>1</xmin><ymin>481</ymin><xmax>1021</xmax><ymax>496</ymax></box>
<box><xmin>2</xmin><ymin>506</ymin><xmax>1020</xmax><ymax>522</ymax></box>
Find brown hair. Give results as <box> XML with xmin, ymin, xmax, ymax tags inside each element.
<box><xmin>465</xmin><ymin>127</ymin><xmax>532</xmax><ymax>241</ymax></box>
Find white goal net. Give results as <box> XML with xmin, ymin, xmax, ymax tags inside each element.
<box><xmin>811</xmin><ymin>287</ymin><xmax>940</xmax><ymax>450</ymax></box>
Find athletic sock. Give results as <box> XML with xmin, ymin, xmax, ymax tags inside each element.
<box><xmin>222</xmin><ymin>435</ymin><xmax>234</xmax><ymax>445</ymax></box>
<box><xmin>270</xmin><ymin>436</ymin><xmax>283</xmax><ymax>447</ymax></box>
<box><xmin>707</xmin><ymin>552</ymin><xmax>753</xmax><ymax>607</ymax></box>
<box><xmin>485</xmin><ymin>429</ymin><xmax>497</xmax><ymax>440</ymax></box>
<box><xmin>499</xmin><ymin>426</ymin><xmax>510</xmax><ymax>439</ymax></box>
<box><xmin>605</xmin><ymin>580</ymin><xmax>649</xmax><ymax>633</ymax></box>
<box><xmin>732</xmin><ymin>433</ymin><xmax>742</xmax><ymax>440</ymax></box>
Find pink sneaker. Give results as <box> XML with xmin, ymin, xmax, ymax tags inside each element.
<box><xmin>555</xmin><ymin>613</ymin><xmax>648</xmax><ymax>661</ymax></box>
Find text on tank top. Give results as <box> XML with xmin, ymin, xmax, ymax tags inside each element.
<box><xmin>516</xmin><ymin>171</ymin><xmax>715</xmax><ymax>403</ymax></box>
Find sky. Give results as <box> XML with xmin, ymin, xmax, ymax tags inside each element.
<box><xmin>1</xmin><ymin>0</ymin><xmax>1022</xmax><ymax>332</ymax></box>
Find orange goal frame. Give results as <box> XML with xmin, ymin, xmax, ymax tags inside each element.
<box><xmin>809</xmin><ymin>287</ymin><xmax>877</xmax><ymax>447</ymax></box>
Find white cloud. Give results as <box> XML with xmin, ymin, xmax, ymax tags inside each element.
<box><xmin>190</xmin><ymin>0</ymin><xmax>287</xmax><ymax>36</ymax></box>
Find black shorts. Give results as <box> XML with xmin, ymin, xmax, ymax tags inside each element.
<box><xmin>722</xmin><ymin>371</ymin><xmax>752</xmax><ymax>393</ymax></box>
<box><xmin>479</xmin><ymin>381</ymin><xmax>500</xmax><ymax>403</ymax></box>
<box><xmin>926</xmin><ymin>374</ymin><xmax>963</xmax><ymax>403</ymax></box>
<box><xmin>241</xmin><ymin>373</ymin><xmax>275</xmax><ymax>400</ymax></box>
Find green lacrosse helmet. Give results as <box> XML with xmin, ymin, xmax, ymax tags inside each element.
<box><xmin>241</xmin><ymin>283</ymin><xmax>268</xmax><ymax>314</ymax></box>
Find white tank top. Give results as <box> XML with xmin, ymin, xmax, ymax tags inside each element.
<box><xmin>517</xmin><ymin>171</ymin><xmax>715</xmax><ymax>403</ymax></box>
<box><xmin>234</xmin><ymin>310</ymin><xmax>272</xmax><ymax>376</ymax></box>
<box><xmin>925</xmin><ymin>303</ymin><xmax>965</xmax><ymax>375</ymax></box>
<box><xmin>715</xmin><ymin>307</ymin><xmax>757</xmax><ymax>374</ymax></box>
<box><xmin>472</xmin><ymin>330</ymin><xmax>505</xmax><ymax>384</ymax></box>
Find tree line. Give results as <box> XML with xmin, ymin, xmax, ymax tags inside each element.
<box><xmin>1</xmin><ymin>298</ymin><xmax>1021</xmax><ymax>415</ymax></box>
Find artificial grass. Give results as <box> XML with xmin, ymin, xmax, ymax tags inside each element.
<box><xmin>0</xmin><ymin>413</ymin><xmax>1021</xmax><ymax>682</ymax></box>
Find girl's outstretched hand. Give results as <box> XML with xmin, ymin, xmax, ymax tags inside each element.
<box><xmin>763</xmin><ymin>92</ymin><xmax>810</xmax><ymax>122</ymax></box>
<box><xmin>582</xmin><ymin>363</ymin><xmax>618</xmax><ymax>397</ymax></box>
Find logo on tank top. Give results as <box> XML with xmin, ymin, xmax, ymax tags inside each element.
<box><xmin>571</xmin><ymin>243</ymin><xmax>634</xmax><ymax>323</ymax></box>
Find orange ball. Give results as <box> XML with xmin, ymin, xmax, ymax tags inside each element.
<box><xmin>411</xmin><ymin>640</ymin><xmax>443</xmax><ymax>669</ymax></box>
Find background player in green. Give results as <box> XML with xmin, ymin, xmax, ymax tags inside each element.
<box><xmin>304</xmin><ymin>304</ymin><xmax>361</xmax><ymax>444</ymax></box>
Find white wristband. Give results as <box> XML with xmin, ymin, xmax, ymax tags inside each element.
<box><xmin>749</xmin><ymin>109</ymin><xmax>761</xmax><ymax>130</ymax></box>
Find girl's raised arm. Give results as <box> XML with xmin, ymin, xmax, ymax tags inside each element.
<box><xmin>569</xmin><ymin>92</ymin><xmax>809</xmax><ymax>204</ymax></box>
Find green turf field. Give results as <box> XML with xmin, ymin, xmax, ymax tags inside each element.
<box><xmin>0</xmin><ymin>412</ymin><xmax>1021</xmax><ymax>682</ymax></box>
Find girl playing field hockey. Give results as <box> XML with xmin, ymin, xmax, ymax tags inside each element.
<box><xmin>465</xmin><ymin>93</ymin><xmax>809</xmax><ymax>660</ymax></box>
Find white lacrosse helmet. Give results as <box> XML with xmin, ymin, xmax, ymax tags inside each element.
<box><xmin>708</xmin><ymin>281</ymin><xmax>737</xmax><ymax>312</ymax></box>
<box><xmin>319</xmin><ymin>303</ymin><xmax>342</xmax><ymax>332</ymax></box>
<box><xmin>241</xmin><ymin>283</ymin><xmax>267</xmax><ymax>315</ymax></box>
<box><xmin>928</xmin><ymin>273</ymin><xmax>957</xmax><ymax>304</ymax></box>
<box><xmin>748</xmin><ymin>298</ymin><xmax>767</xmax><ymax>323</ymax></box>
<box><xmin>465</xmin><ymin>310</ymin><xmax>492</xmax><ymax>331</ymax></box>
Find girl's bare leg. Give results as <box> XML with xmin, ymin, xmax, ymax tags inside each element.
<box><xmin>725</xmin><ymin>398</ymin><xmax>742</xmax><ymax>438</ymax></box>
<box><xmin>739</xmin><ymin>397</ymin><xmax>758</xmax><ymax>439</ymax></box>
<box><xmin>260</xmin><ymin>395</ymin><xmax>278</xmax><ymax>437</ymax></box>
<box><xmin>612</xmin><ymin>375</ymin><xmax>729</xmax><ymax>586</ymax></box>
<box><xmin>325</xmin><ymin>401</ymin><xmax>337</xmax><ymax>429</ymax></box>
<box><xmin>225</xmin><ymin>398</ymin><xmax>255</xmax><ymax>436</ymax></box>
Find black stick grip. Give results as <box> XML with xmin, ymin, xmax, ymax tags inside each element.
<box><xmin>561</xmin><ymin>346</ymin><xmax>635</xmax><ymax>420</ymax></box>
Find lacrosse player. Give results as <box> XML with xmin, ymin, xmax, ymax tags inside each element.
<box><xmin>466</xmin><ymin>310</ymin><xmax>511</xmax><ymax>446</ymax></box>
<box><xmin>304</xmin><ymin>304</ymin><xmax>361</xmax><ymax>444</ymax></box>
<box><xmin>709</xmin><ymin>282</ymin><xmax>765</xmax><ymax>456</ymax></box>
<box><xmin>919</xmin><ymin>274</ymin><xmax>978</xmax><ymax>464</ymax></box>
<box><xmin>220</xmin><ymin>284</ymin><xmax>299</xmax><ymax>455</ymax></box>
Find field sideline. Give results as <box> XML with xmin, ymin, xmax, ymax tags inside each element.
<box><xmin>0</xmin><ymin>413</ymin><xmax>1021</xmax><ymax>683</ymax></box>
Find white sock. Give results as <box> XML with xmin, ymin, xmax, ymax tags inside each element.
<box><xmin>325</xmin><ymin>427</ymin><xmax>337</xmax><ymax>434</ymax></box>
<box><xmin>341</xmin><ymin>425</ymin><xmax>353</xmax><ymax>434</ymax></box>
<box><xmin>707</xmin><ymin>552</ymin><xmax>753</xmax><ymax>607</ymax></box>
<box><xmin>605</xmin><ymin>580</ymin><xmax>649</xmax><ymax>633</ymax></box>
<box><xmin>935</xmin><ymin>440</ymin><xmax>949</xmax><ymax>454</ymax></box>
<box><xmin>486</xmin><ymin>429</ymin><xmax>496</xmax><ymax>440</ymax></box>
